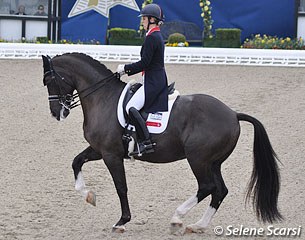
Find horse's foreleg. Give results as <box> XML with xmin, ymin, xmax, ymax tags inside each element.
<box><xmin>104</xmin><ymin>156</ymin><xmax>131</xmax><ymax>233</ymax></box>
<box><xmin>72</xmin><ymin>146</ymin><xmax>102</xmax><ymax>205</ymax></box>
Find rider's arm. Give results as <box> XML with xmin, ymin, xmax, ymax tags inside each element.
<box><xmin>124</xmin><ymin>35</ymin><xmax>157</xmax><ymax>76</ymax></box>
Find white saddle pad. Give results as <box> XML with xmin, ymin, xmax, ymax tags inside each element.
<box><xmin>117</xmin><ymin>82</ymin><xmax>179</xmax><ymax>134</ymax></box>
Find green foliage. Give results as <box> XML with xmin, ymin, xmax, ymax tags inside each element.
<box><xmin>215</xmin><ymin>28</ymin><xmax>241</xmax><ymax>40</ymax></box>
<box><xmin>242</xmin><ymin>34</ymin><xmax>305</xmax><ymax>50</ymax></box>
<box><xmin>168</xmin><ymin>33</ymin><xmax>186</xmax><ymax>44</ymax></box>
<box><xmin>108</xmin><ymin>28</ymin><xmax>137</xmax><ymax>40</ymax></box>
<box><xmin>199</xmin><ymin>0</ymin><xmax>213</xmax><ymax>39</ymax></box>
<box><xmin>58</xmin><ymin>39</ymin><xmax>101</xmax><ymax>45</ymax></box>
<box><xmin>36</xmin><ymin>36</ymin><xmax>49</xmax><ymax>43</ymax></box>
<box><xmin>108</xmin><ymin>28</ymin><xmax>143</xmax><ymax>45</ymax></box>
<box><xmin>203</xmin><ymin>28</ymin><xmax>241</xmax><ymax>48</ymax></box>
<box><xmin>108</xmin><ymin>38</ymin><xmax>144</xmax><ymax>46</ymax></box>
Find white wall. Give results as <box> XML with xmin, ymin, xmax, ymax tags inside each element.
<box><xmin>0</xmin><ymin>19</ymin><xmax>47</xmax><ymax>41</ymax></box>
<box><xmin>26</xmin><ymin>21</ymin><xmax>47</xmax><ymax>40</ymax></box>
<box><xmin>297</xmin><ymin>15</ymin><xmax>305</xmax><ymax>39</ymax></box>
<box><xmin>1</xmin><ymin>43</ymin><xmax>305</xmax><ymax>67</ymax></box>
<box><xmin>0</xmin><ymin>19</ymin><xmax>22</xmax><ymax>40</ymax></box>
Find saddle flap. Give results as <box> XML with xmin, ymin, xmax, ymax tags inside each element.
<box><xmin>117</xmin><ymin>82</ymin><xmax>179</xmax><ymax>134</ymax></box>
<box><xmin>122</xmin><ymin>82</ymin><xmax>142</xmax><ymax>120</ymax></box>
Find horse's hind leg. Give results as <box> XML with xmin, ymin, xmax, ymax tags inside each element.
<box><xmin>170</xmin><ymin>194</ymin><xmax>199</xmax><ymax>233</ymax></box>
<box><xmin>170</xmin><ymin>161</ymin><xmax>216</xmax><ymax>234</ymax></box>
<box><xmin>185</xmin><ymin>164</ymin><xmax>228</xmax><ymax>233</ymax></box>
<box><xmin>72</xmin><ymin>146</ymin><xmax>102</xmax><ymax>206</ymax></box>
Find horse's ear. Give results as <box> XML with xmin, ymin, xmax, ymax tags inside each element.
<box><xmin>42</xmin><ymin>55</ymin><xmax>53</xmax><ymax>85</ymax></box>
<box><xmin>42</xmin><ymin>55</ymin><xmax>50</xmax><ymax>72</ymax></box>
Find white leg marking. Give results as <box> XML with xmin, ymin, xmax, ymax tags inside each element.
<box><xmin>171</xmin><ymin>194</ymin><xmax>198</xmax><ymax>224</ymax></box>
<box><xmin>195</xmin><ymin>206</ymin><xmax>216</xmax><ymax>228</ymax></box>
<box><xmin>185</xmin><ymin>206</ymin><xmax>217</xmax><ymax>233</ymax></box>
<box><xmin>75</xmin><ymin>172</ymin><xmax>88</xmax><ymax>197</ymax></box>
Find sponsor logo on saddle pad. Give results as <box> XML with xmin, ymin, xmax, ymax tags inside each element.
<box><xmin>117</xmin><ymin>82</ymin><xmax>179</xmax><ymax>134</ymax></box>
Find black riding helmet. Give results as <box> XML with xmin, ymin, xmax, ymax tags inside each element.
<box><xmin>139</xmin><ymin>3</ymin><xmax>164</xmax><ymax>22</ymax></box>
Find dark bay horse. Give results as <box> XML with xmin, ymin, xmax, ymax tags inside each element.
<box><xmin>41</xmin><ymin>53</ymin><xmax>282</xmax><ymax>234</ymax></box>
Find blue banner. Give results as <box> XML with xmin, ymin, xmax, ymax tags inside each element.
<box><xmin>61</xmin><ymin>0</ymin><xmax>296</xmax><ymax>44</ymax></box>
<box><xmin>61</xmin><ymin>1</ymin><xmax>109</xmax><ymax>44</ymax></box>
<box><xmin>211</xmin><ymin>0</ymin><xmax>296</xmax><ymax>40</ymax></box>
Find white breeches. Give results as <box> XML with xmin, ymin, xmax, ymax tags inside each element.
<box><xmin>126</xmin><ymin>85</ymin><xmax>145</xmax><ymax>112</ymax></box>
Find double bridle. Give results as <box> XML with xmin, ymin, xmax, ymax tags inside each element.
<box><xmin>43</xmin><ymin>57</ymin><xmax>119</xmax><ymax>112</ymax></box>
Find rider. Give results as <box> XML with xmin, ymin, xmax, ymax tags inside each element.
<box><xmin>117</xmin><ymin>3</ymin><xmax>168</xmax><ymax>156</ymax></box>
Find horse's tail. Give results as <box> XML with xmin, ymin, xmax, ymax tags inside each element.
<box><xmin>237</xmin><ymin>113</ymin><xmax>283</xmax><ymax>223</ymax></box>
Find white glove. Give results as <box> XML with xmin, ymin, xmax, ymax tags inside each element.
<box><xmin>116</xmin><ymin>64</ymin><xmax>125</xmax><ymax>76</ymax></box>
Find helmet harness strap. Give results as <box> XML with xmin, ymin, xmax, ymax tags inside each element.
<box><xmin>147</xmin><ymin>16</ymin><xmax>158</xmax><ymax>31</ymax></box>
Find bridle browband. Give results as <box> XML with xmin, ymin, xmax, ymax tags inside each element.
<box><xmin>43</xmin><ymin>56</ymin><xmax>119</xmax><ymax>111</ymax></box>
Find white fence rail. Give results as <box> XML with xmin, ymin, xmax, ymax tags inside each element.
<box><xmin>1</xmin><ymin>43</ymin><xmax>305</xmax><ymax>67</ymax></box>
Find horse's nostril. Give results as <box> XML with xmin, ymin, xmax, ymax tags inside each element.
<box><xmin>51</xmin><ymin>111</ymin><xmax>57</xmax><ymax>117</ymax></box>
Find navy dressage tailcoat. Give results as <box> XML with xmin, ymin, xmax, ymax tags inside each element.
<box><xmin>124</xmin><ymin>28</ymin><xmax>168</xmax><ymax>113</ymax></box>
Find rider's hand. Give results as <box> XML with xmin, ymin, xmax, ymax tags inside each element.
<box><xmin>116</xmin><ymin>64</ymin><xmax>126</xmax><ymax>76</ymax></box>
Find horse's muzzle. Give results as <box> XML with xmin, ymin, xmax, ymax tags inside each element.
<box><xmin>50</xmin><ymin>106</ymin><xmax>70</xmax><ymax>121</ymax></box>
<box><xmin>60</xmin><ymin>107</ymin><xmax>70</xmax><ymax>120</ymax></box>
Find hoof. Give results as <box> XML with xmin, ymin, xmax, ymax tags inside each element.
<box><xmin>112</xmin><ymin>225</ymin><xmax>126</xmax><ymax>233</ymax></box>
<box><xmin>170</xmin><ymin>222</ymin><xmax>183</xmax><ymax>234</ymax></box>
<box><xmin>86</xmin><ymin>191</ymin><xmax>96</xmax><ymax>206</ymax></box>
<box><xmin>184</xmin><ymin>225</ymin><xmax>205</xmax><ymax>234</ymax></box>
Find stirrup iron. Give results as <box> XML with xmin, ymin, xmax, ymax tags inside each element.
<box><xmin>129</xmin><ymin>141</ymin><xmax>156</xmax><ymax>157</ymax></box>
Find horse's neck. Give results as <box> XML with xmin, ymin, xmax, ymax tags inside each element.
<box><xmin>76</xmin><ymin>73</ymin><xmax>125</xmax><ymax>98</ymax></box>
<box><xmin>78</xmin><ymin>75</ymin><xmax>125</xmax><ymax>123</ymax></box>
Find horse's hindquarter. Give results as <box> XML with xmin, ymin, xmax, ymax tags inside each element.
<box><xmin>141</xmin><ymin>94</ymin><xmax>240</xmax><ymax>163</ymax></box>
<box><xmin>181</xmin><ymin>94</ymin><xmax>239</xmax><ymax>140</ymax></box>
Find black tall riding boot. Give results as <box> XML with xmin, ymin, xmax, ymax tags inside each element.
<box><xmin>128</xmin><ymin>107</ymin><xmax>154</xmax><ymax>156</ymax></box>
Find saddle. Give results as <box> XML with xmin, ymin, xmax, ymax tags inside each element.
<box><xmin>117</xmin><ymin>81</ymin><xmax>179</xmax><ymax>158</ymax></box>
<box><xmin>122</xmin><ymin>82</ymin><xmax>176</xmax><ymax>122</ymax></box>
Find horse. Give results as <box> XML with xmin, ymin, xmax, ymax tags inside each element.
<box><xmin>41</xmin><ymin>53</ymin><xmax>282</xmax><ymax>234</ymax></box>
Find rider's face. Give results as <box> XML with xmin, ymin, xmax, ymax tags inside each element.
<box><xmin>142</xmin><ymin>16</ymin><xmax>149</xmax><ymax>31</ymax></box>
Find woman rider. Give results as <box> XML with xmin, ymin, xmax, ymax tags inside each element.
<box><xmin>117</xmin><ymin>3</ymin><xmax>168</xmax><ymax>156</ymax></box>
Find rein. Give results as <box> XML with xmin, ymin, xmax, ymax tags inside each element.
<box><xmin>44</xmin><ymin>61</ymin><xmax>119</xmax><ymax>111</ymax></box>
<box><xmin>70</xmin><ymin>73</ymin><xmax>118</xmax><ymax>109</ymax></box>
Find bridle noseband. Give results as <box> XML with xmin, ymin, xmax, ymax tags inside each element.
<box><xmin>43</xmin><ymin>65</ymin><xmax>78</xmax><ymax>111</ymax></box>
<box><xmin>43</xmin><ymin>55</ymin><xmax>119</xmax><ymax>112</ymax></box>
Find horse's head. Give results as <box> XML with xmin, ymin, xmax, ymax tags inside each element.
<box><xmin>42</xmin><ymin>55</ymin><xmax>75</xmax><ymax>121</ymax></box>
